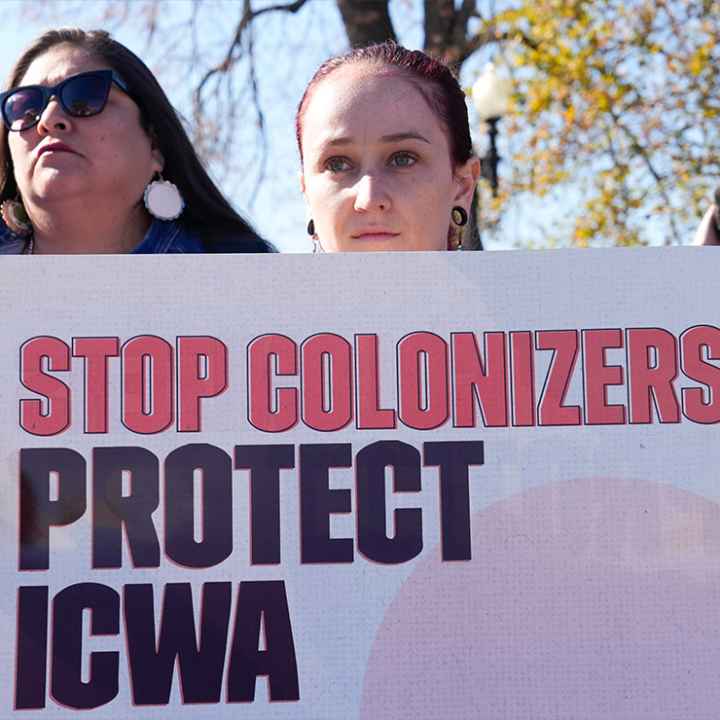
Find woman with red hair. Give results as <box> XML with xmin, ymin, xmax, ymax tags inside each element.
<box><xmin>296</xmin><ymin>41</ymin><xmax>480</xmax><ymax>253</ymax></box>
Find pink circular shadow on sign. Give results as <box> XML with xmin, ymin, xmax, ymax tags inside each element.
<box><xmin>359</xmin><ymin>479</ymin><xmax>720</xmax><ymax>720</ymax></box>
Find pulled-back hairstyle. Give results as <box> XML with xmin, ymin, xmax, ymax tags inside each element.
<box><xmin>296</xmin><ymin>40</ymin><xmax>473</xmax><ymax>168</ymax></box>
<box><xmin>1</xmin><ymin>29</ymin><xmax>270</xmax><ymax>252</ymax></box>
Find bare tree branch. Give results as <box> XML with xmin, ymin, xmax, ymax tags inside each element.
<box><xmin>245</xmin><ymin>0</ymin><xmax>267</xmax><ymax>209</ymax></box>
<box><xmin>460</xmin><ymin>26</ymin><xmax>538</xmax><ymax>65</ymax></box>
<box><xmin>422</xmin><ymin>1</ymin><xmax>535</xmax><ymax>68</ymax></box>
<box><xmin>189</xmin><ymin>0</ymin><xmax>203</xmax><ymax>68</ymax></box>
<box><xmin>459</xmin><ymin>0</ymin><xmax>479</xmax><ymax>26</ymax></box>
<box><xmin>610</xmin><ymin>110</ymin><xmax>681</xmax><ymax>244</ymax></box>
<box><xmin>194</xmin><ymin>0</ymin><xmax>309</xmax><ymax>108</ymax></box>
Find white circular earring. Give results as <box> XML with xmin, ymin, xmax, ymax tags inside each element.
<box><xmin>144</xmin><ymin>174</ymin><xmax>185</xmax><ymax>221</ymax></box>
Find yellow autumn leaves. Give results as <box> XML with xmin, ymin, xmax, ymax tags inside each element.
<box><xmin>479</xmin><ymin>0</ymin><xmax>719</xmax><ymax>245</ymax></box>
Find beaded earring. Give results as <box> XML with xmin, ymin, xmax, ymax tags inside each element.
<box><xmin>0</xmin><ymin>197</ymin><xmax>32</xmax><ymax>237</ymax></box>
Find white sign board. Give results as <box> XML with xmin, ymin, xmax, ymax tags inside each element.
<box><xmin>1</xmin><ymin>249</ymin><xmax>719</xmax><ymax>719</ymax></box>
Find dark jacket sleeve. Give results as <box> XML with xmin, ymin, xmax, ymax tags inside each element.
<box><xmin>0</xmin><ymin>216</ymin><xmax>27</xmax><ymax>254</ymax></box>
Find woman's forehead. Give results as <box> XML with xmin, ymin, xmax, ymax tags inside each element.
<box><xmin>303</xmin><ymin>65</ymin><xmax>445</xmax><ymax>147</ymax></box>
<box><xmin>19</xmin><ymin>45</ymin><xmax>108</xmax><ymax>87</ymax></box>
<box><xmin>311</xmin><ymin>64</ymin><xmax>430</xmax><ymax>111</ymax></box>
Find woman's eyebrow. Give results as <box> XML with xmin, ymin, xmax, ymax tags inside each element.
<box><xmin>380</xmin><ymin>132</ymin><xmax>431</xmax><ymax>144</ymax></box>
<box><xmin>321</xmin><ymin>131</ymin><xmax>431</xmax><ymax>148</ymax></box>
<box><xmin>324</xmin><ymin>136</ymin><xmax>353</xmax><ymax>147</ymax></box>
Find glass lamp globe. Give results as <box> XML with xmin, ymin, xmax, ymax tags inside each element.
<box><xmin>471</xmin><ymin>62</ymin><xmax>512</xmax><ymax>121</ymax></box>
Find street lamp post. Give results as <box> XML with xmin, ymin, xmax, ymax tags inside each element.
<box><xmin>472</xmin><ymin>62</ymin><xmax>511</xmax><ymax>196</ymax></box>
<box><xmin>480</xmin><ymin>117</ymin><xmax>501</xmax><ymax>197</ymax></box>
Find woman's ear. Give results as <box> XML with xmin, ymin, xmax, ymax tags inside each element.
<box><xmin>147</xmin><ymin>126</ymin><xmax>165</xmax><ymax>174</ymax></box>
<box><xmin>151</xmin><ymin>146</ymin><xmax>165</xmax><ymax>175</ymax></box>
<box><xmin>453</xmin><ymin>156</ymin><xmax>481</xmax><ymax>209</ymax></box>
<box><xmin>299</xmin><ymin>170</ymin><xmax>306</xmax><ymax>196</ymax></box>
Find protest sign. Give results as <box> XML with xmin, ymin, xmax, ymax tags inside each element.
<box><xmin>1</xmin><ymin>248</ymin><xmax>719</xmax><ymax>719</ymax></box>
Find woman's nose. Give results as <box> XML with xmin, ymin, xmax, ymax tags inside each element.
<box><xmin>353</xmin><ymin>173</ymin><xmax>391</xmax><ymax>212</ymax></box>
<box><xmin>37</xmin><ymin>96</ymin><xmax>71</xmax><ymax>135</ymax></box>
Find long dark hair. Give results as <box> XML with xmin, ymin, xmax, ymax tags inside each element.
<box><xmin>296</xmin><ymin>40</ymin><xmax>473</xmax><ymax>169</ymax></box>
<box><xmin>1</xmin><ymin>29</ymin><xmax>272</xmax><ymax>252</ymax></box>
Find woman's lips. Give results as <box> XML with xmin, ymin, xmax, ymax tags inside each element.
<box><xmin>37</xmin><ymin>142</ymin><xmax>78</xmax><ymax>159</ymax></box>
<box><xmin>351</xmin><ymin>231</ymin><xmax>400</xmax><ymax>241</ymax></box>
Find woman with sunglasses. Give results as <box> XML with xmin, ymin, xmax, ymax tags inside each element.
<box><xmin>297</xmin><ymin>42</ymin><xmax>480</xmax><ymax>252</ymax></box>
<box><xmin>0</xmin><ymin>29</ymin><xmax>272</xmax><ymax>254</ymax></box>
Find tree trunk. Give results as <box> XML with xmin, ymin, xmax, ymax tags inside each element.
<box><xmin>423</xmin><ymin>0</ymin><xmax>475</xmax><ymax>66</ymax></box>
<box><xmin>335</xmin><ymin>0</ymin><xmax>396</xmax><ymax>47</ymax></box>
<box><xmin>423</xmin><ymin>0</ymin><xmax>455</xmax><ymax>57</ymax></box>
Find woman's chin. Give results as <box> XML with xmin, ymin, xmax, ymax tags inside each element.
<box><xmin>348</xmin><ymin>242</ymin><xmax>405</xmax><ymax>252</ymax></box>
<box><xmin>341</xmin><ymin>234</ymin><xmax>449</xmax><ymax>252</ymax></box>
<box><xmin>334</xmin><ymin>235</ymin><xmax>435</xmax><ymax>252</ymax></box>
<box><xmin>28</xmin><ymin>174</ymin><xmax>92</xmax><ymax>203</ymax></box>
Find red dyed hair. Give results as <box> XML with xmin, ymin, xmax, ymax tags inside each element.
<box><xmin>296</xmin><ymin>41</ymin><xmax>473</xmax><ymax>168</ymax></box>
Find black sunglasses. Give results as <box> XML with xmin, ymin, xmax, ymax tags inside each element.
<box><xmin>0</xmin><ymin>70</ymin><xmax>130</xmax><ymax>132</ymax></box>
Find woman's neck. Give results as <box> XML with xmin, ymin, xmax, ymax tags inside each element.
<box><xmin>29</xmin><ymin>202</ymin><xmax>151</xmax><ymax>254</ymax></box>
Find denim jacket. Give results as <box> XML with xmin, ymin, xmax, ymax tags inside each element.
<box><xmin>0</xmin><ymin>217</ymin><xmax>271</xmax><ymax>254</ymax></box>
